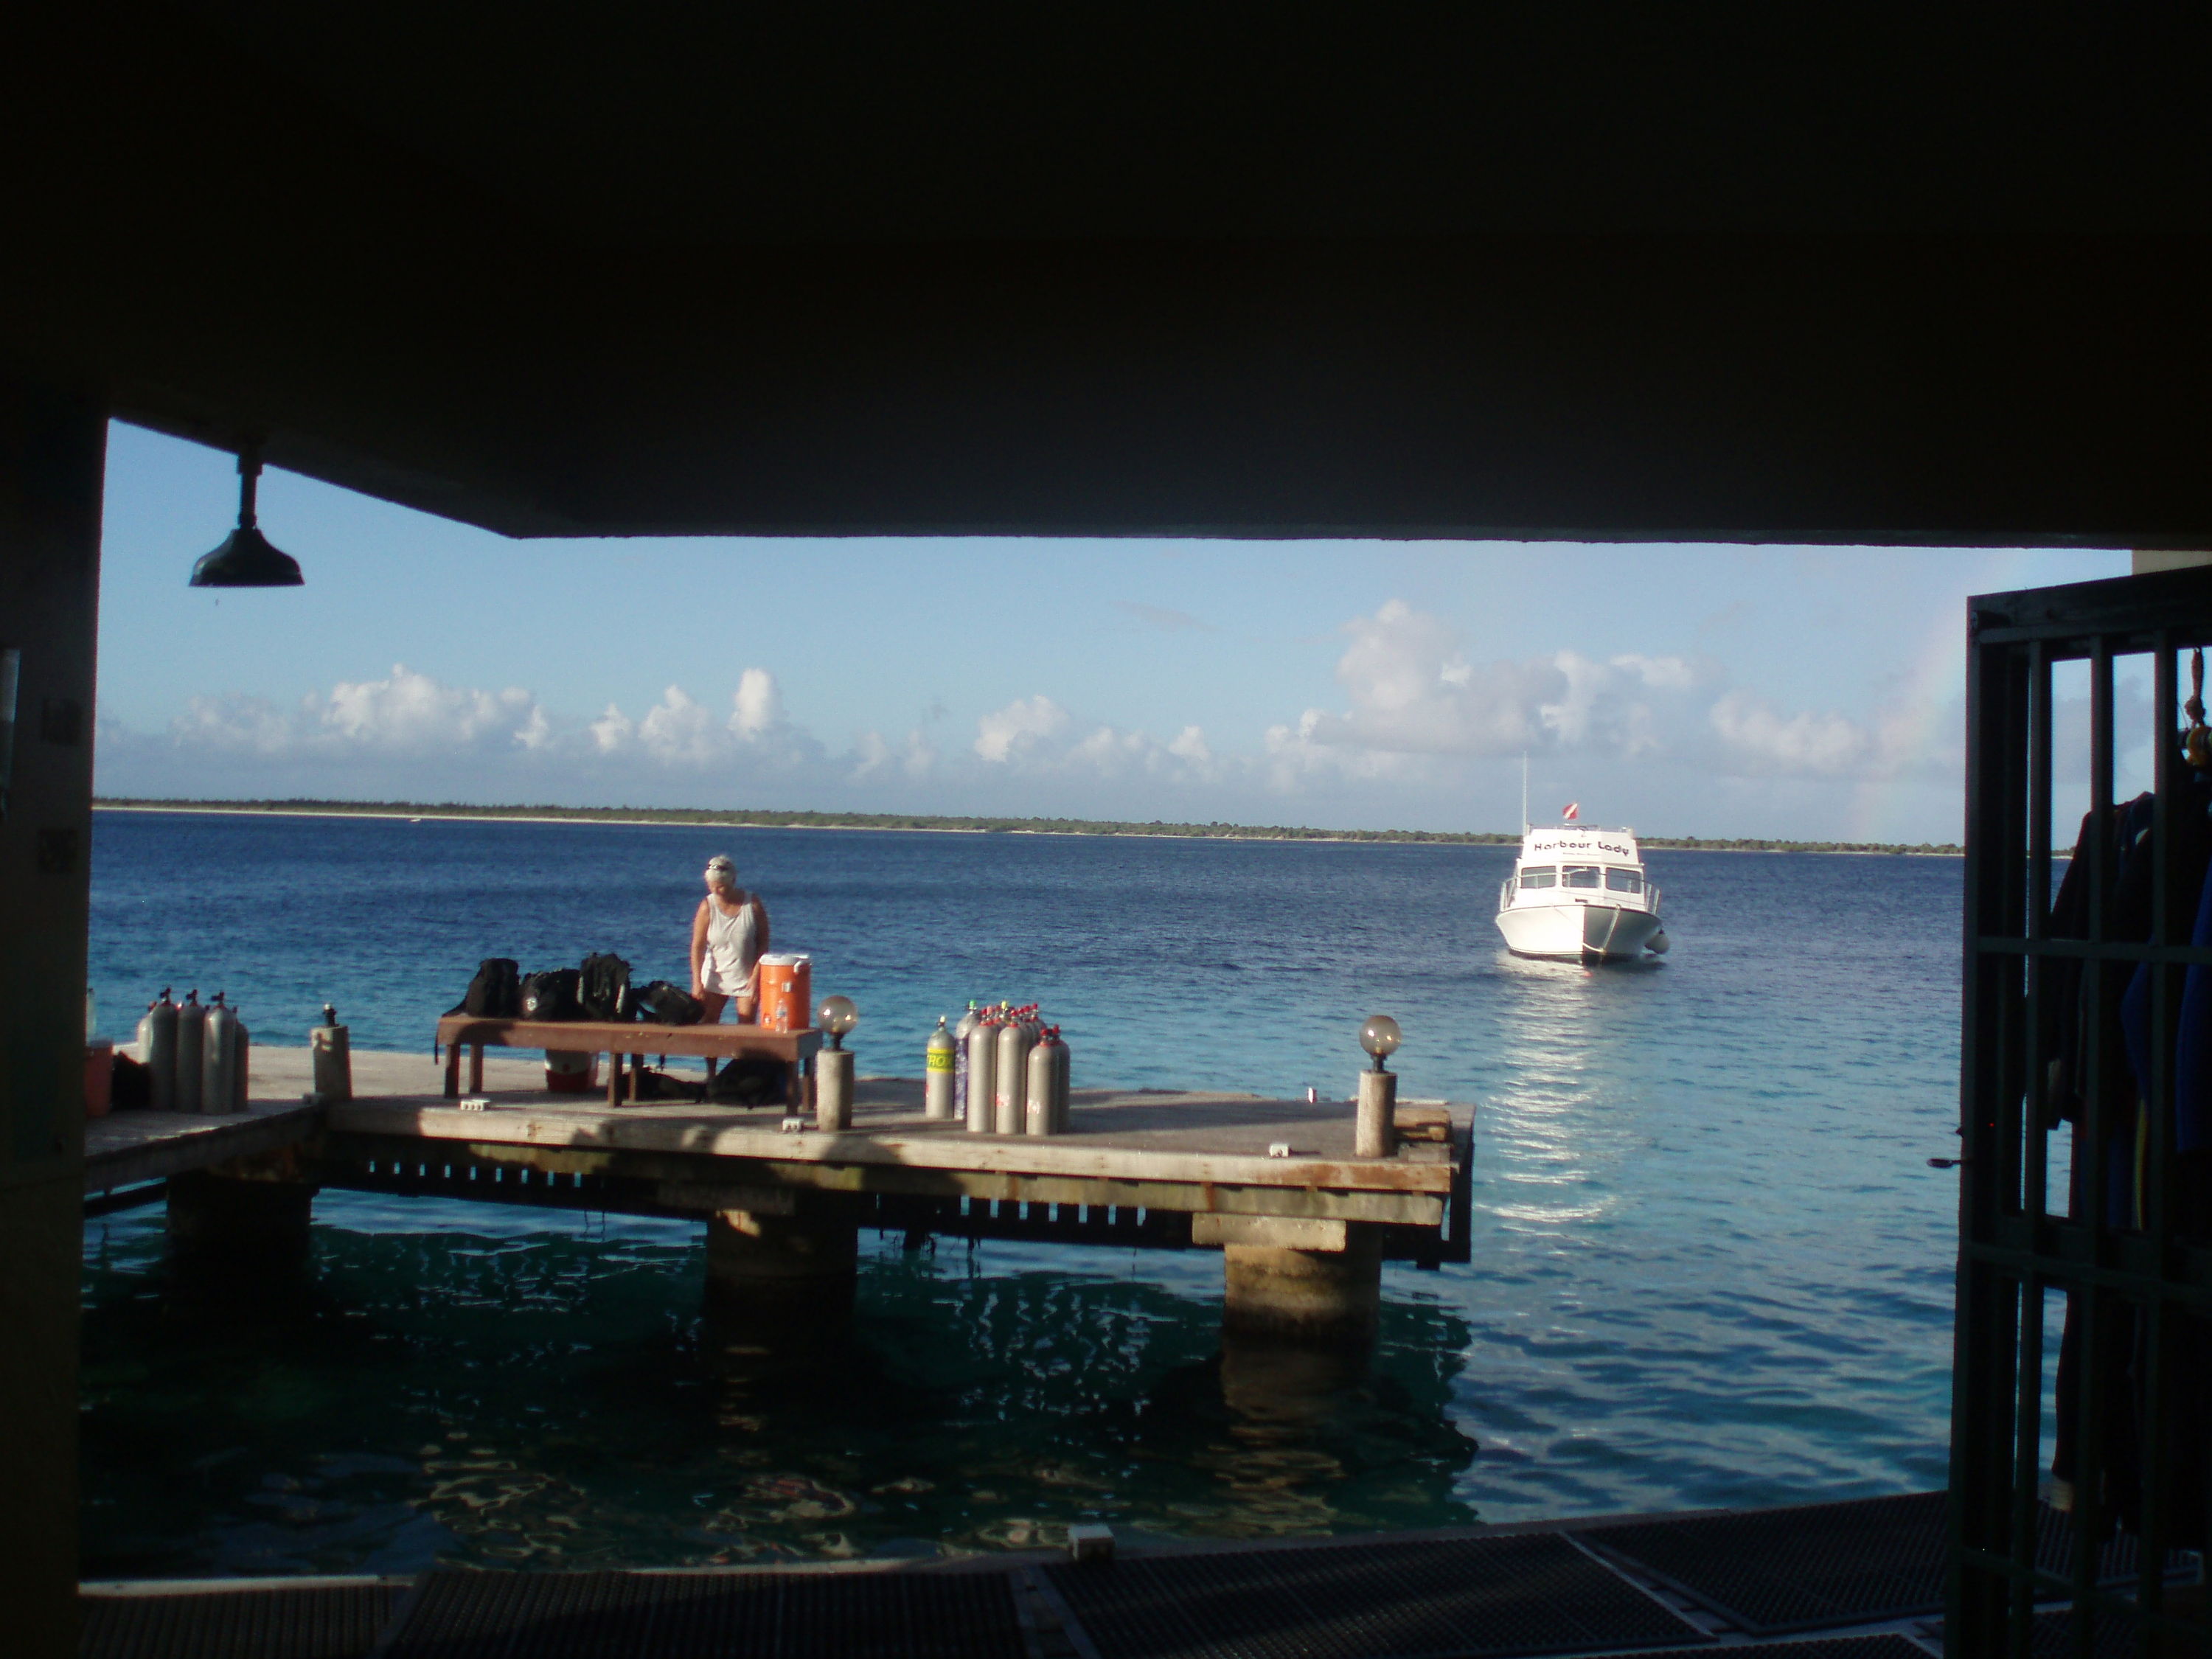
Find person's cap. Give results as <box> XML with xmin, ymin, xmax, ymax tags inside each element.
<box><xmin>704</xmin><ymin>855</ymin><xmax>737</xmax><ymax>883</ymax></box>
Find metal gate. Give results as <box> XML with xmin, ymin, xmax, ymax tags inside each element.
<box><xmin>1952</xmin><ymin>566</ymin><xmax>2212</xmax><ymax>1655</ymax></box>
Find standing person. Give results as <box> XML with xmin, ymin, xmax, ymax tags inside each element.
<box><xmin>691</xmin><ymin>855</ymin><xmax>770</xmax><ymax>1023</ymax></box>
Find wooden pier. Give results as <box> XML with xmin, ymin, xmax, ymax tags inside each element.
<box><xmin>84</xmin><ymin>1045</ymin><xmax>1472</xmax><ymax>1339</ymax></box>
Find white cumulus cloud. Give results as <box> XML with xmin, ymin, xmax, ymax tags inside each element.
<box><xmin>1707</xmin><ymin>689</ymin><xmax>1872</xmax><ymax>775</ymax></box>
<box><xmin>974</xmin><ymin>696</ymin><xmax>1070</xmax><ymax>763</ymax></box>
<box><xmin>1265</xmin><ymin>601</ymin><xmax>1702</xmax><ymax>781</ymax></box>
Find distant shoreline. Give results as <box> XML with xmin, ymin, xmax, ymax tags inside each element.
<box><xmin>92</xmin><ymin>798</ymin><xmax>1966</xmax><ymax>857</ymax></box>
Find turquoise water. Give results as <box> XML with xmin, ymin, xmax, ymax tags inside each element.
<box><xmin>83</xmin><ymin>810</ymin><xmax>1962</xmax><ymax>1576</ymax></box>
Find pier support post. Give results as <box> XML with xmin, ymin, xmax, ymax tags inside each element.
<box><xmin>1355</xmin><ymin>1068</ymin><xmax>1397</xmax><ymax>1158</ymax></box>
<box><xmin>705</xmin><ymin>1202</ymin><xmax>858</xmax><ymax>1317</ymax></box>
<box><xmin>815</xmin><ymin>1048</ymin><xmax>853</xmax><ymax>1131</ymax></box>
<box><xmin>167</xmin><ymin>1171</ymin><xmax>316</xmax><ymax>1263</ymax></box>
<box><xmin>1211</xmin><ymin>1218</ymin><xmax>1384</xmax><ymax>1345</ymax></box>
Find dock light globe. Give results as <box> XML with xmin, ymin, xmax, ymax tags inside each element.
<box><xmin>818</xmin><ymin>995</ymin><xmax>858</xmax><ymax>1047</ymax></box>
<box><xmin>1359</xmin><ymin>1013</ymin><xmax>1402</xmax><ymax>1071</ymax></box>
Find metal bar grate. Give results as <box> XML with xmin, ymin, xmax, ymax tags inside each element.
<box><xmin>376</xmin><ymin>1568</ymin><xmax>1026</xmax><ymax>1659</ymax></box>
<box><xmin>1046</xmin><ymin>1531</ymin><xmax>1705</xmax><ymax>1659</ymax></box>
<box><xmin>80</xmin><ymin>1582</ymin><xmax>406</xmax><ymax>1659</ymax></box>
<box><xmin>1952</xmin><ymin>566</ymin><xmax>2212</xmax><ymax>1659</ymax></box>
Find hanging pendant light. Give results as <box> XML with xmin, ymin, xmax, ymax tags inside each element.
<box><xmin>189</xmin><ymin>442</ymin><xmax>302</xmax><ymax>587</ymax></box>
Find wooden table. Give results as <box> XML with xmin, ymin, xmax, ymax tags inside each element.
<box><xmin>435</xmin><ymin>1016</ymin><xmax>823</xmax><ymax>1108</ymax></box>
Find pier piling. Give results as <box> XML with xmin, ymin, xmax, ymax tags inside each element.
<box><xmin>705</xmin><ymin>1202</ymin><xmax>859</xmax><ymax>1315</ymax></box>
<box><xmin>165</xmin><ymin>1171</ymin><xmax>316</xmax><ymax>1262</ymax></box>
<box><xmin>1220</xmin><ymin>1224</ymin><xmax>1383</xmax><ymax>1345</ymax></box>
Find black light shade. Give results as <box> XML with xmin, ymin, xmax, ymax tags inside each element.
<box><xmin>189</xmin><ymin>444</ymin><xmax>303</xmax><ymax>587</ymax></box>
<box><xmin>190</xmin><ymin>524</ymin><xmax>303</xmax><ymax>587</ymax></box>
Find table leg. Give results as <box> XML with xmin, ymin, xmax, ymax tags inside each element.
<box><xmin>469</xmin><ymin>1045</ymin><xmax>484</xmax><ymax>1094</ymax></box>
<box><xmin>444</xmin><ymin>1042</ymin><xmax>460</xmax><ymax>1099</ymax></box>
<box><xmin>606</xmin><ymin>1052</ymin><xmax>622</xmax><ymax>1107</ymax></box>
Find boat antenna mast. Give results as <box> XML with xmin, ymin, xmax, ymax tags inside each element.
<box><xmin>1520</xmin><ymin>753</ymin><xmax>1528</xmax><ymax>834</ymax></box>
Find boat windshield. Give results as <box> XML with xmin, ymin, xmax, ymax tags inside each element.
<box><xmin>1517</xmin><ymin>866</ymin><xmax>1557</xmax><ymax>888</ymax></box>
<box><xmin>1562</xmin><ymin>866</ymin><xmax>1601</xmax><ymax>888</ymax></box>
<box><xmin>1605</xmin><ymin>868</ymin><xmax>1643</xmax><ymax>894</ymax></box>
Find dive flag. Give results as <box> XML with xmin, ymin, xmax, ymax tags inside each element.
<box><xmin>1562</xmin><ymin>802</ymin><xmax>1580</xmax><ymax>821</ymax></box>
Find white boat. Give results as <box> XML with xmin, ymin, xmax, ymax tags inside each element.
<box><xmin>1495</xmin><ymin>816</ymin><xmax>1669</xmax><ymax>962</ymax></box>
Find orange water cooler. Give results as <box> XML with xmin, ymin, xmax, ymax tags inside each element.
<box><xmin>756</xmin><ymin>953</ymin><xmax>813</xmax><ymax>1032</ymax></box>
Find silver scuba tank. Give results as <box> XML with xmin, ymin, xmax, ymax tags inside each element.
<box><xmin>230</xmin><ymin>1006</ymin><xmax>251</xmax><ymax>1112</ymax></box>
<box><xmin>965</xmin><ymin>1009</ymin><xmax>998</xmax><ymax>1133</ymax></box>
<box><xmin>925</xmin><ymin>1015</ymin><xmax>957</xmax><ymax>1119</ymax></box>
<box><xmin>994</xmin><ymin>1015</ymin><xmax>1035</xmax><ymax>1135</ymax></box>
<box><xmin>138</xmin><ymin>988</ymin><xmax>178</xmax><ymax>1113</ymax></box>
<box><xmin>174</xmin><ymin>990</ymin><xmax>206</xmax><ymax>1114</ymax></box>
<box><xmin>952</xmin><ymin>1001</ymin><xmax>980</xmax><ymax>1119</ymax></box>
<box><xmin>201</xmin><ymin>995</ymin><xmax>237</xmax><ymax>1116</ymax></box>
<box><xmin>1051</xmin><ymin>1029</ymin><xmax>1071</xmax><ymax>1132</ymax></box>
<box><xmin>1024</xmin><ymin>1031</ymin><xmax>1055</xmax><ymax>1135</ymax></box>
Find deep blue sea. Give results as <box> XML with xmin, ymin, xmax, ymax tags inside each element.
<box><xmin>82</xmin><ymin>809</ymin><xmax>1964</xmax><ymax>1577</ymax></box>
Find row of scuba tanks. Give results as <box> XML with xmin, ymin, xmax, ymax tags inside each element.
<box><xmin>923</xmin><ymin>1002</ymin><xmax>1073</xmax><ymax>1135</ymax></box>
<box><xmin>131</xmin><ymin>987</ymin><xmax>251</xmax><ymax>1114</ymax></box>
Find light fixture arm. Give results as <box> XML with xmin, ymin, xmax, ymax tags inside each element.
<box><xmin>236</xmin><ymin>444</ymin><xmax>261</xmax><ymax>529</ymax></box>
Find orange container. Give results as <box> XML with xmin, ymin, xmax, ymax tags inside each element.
<box><xmin>85</xmin><ymin>1039</ymin><xmax>114</xmax><ymax>1119</ymax></box>
<box><xmin>756</xmin><ymin>953</ymin><xmax>813</xmax><ymax>1032</ymax></box>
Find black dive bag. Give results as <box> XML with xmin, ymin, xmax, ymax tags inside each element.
<box><xmin>707</xmin><ymin>1054</ymin><xmax>787</xmax><ymax>1106</ymax></box>
<box><xmin>634</xmin><ymin>980</ymin><xmax>702</xmax><ymax>1027</ymax></box>
<box><xmin>579</xmin><ymin>953</ymin><xmax>633</xmax><ymax>1022</ymax></box>
<box><xmin>518</xmin><ymin>967</ymin><xmax>583</xmax><ymax>1021</ymax></box>
<box><xmin>448</xmin><ymin>957</ymin><xmax>521</xmax><ymax>1019</ymax></box>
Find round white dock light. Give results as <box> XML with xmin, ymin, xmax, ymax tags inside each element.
<box><xmin>818</xmin><ymin>995</ymin><xmax>858</xmax><ymax>1048</ymax></box>
<box><xmin>1358</xmin><ymin>1013</ymin><xmax>1402</xmax><ymax>1071</ymax></box>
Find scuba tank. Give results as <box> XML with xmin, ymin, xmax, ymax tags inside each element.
<box><xmin>1027</xmin><ymin>1025</ymin><xmax>1071</xmax><ymax>1135</ymax></box>
<box><xmin>1025</xmin><ymin>1029</ymin><xmax>1054</xmax><ymax>1135</ymax></box>
<box><xmin>174</xmin><ymin>990</ymin><xmax>206</xmax><ymax>1114</ymax></box>
<box><xmin>137</xmin><ymin>989</ymin><xmax>178</xmax><ymax>1113</ymax></box>
<box><xmin>952</xmin><ymin>1001</ymin><xmax>981</xmax><ymax>1120</ymax></box>
<box><xmin>994</xmin><ymin>1008</ymin><xmax>1036</xmax><ymax>1135</ymax></box>
<box><xmin>965</xmin><ymin>1006</ymin><xmax>1000</xmax><ymax>1133</ymax></box>
<box><xmin>925</xmin><ymin>1016</ymin><xmax>957</xmax><ymax>1119</ymax></box>
<box><xmin>201</xmin><ymin>994</ymin><xmax>237</xmax><ymax>1116</ymax></box>
<box><xmin>229</xmin><ymin>1004</ymin><xmax>251</xmax><ymax>1112</ymax></box>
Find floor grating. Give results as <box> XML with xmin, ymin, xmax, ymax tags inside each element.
<box><xmin>81</xmin><ymin>1582</ymin><xmax>408</xmax><ymax>1659</ymax></box>
<box><xmin>374</xmin><ymin>1567</ymin><xmax>1026</xmax><ymax>1659</ymax></box>
<box><xmin>1572</xmin><ymin>1492</ymin><xmax>1952</xmax><ymax>1633</ymax></box>
<box><xmin>1637</xmin><ymin>1642</ymin><xmax>1933</xmax><ymax>1659</ymax></box>
<box><xmin>1046</xmin><ymin>1531</ymin><xmax>1708</xmax><ymax>1659</ymax></box>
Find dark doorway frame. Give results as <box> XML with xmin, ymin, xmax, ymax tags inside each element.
<box><xmin>1951</xmin><ymin>567</ymin><xmax>2212</xmax><ymax>1655</ymax></box>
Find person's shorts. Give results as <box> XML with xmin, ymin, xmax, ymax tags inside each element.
<box><xmin>700</xmin><ymin>956</ymin><xmax>754</xmax><ymax>998</ymax></box>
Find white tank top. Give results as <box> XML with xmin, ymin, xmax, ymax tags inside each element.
<box><xmin>705</xmin><ymin>894</ymin><xmax>761</xmax><ymax>983</ymax></box>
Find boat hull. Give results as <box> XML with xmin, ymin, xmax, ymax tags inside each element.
<box><xmin>1495</xmin><ymin>901</ymin><xmax>1664</xmax><ymax>961</ymax></box>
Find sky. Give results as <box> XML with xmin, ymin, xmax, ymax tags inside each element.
<box><xmin>91</xmin><ymin>421</ymin><xmax>2134</xmax><ymax>843</ymax></box>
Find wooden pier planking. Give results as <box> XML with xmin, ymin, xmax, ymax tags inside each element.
<box><xmin>83</xmin><ymin>1047</ymin><xmax>1471</xmax><ymax>1240</ymax></box>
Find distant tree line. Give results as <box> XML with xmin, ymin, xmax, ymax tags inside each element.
<box><xmin>94</xmin><ymin>797</ymin><xmax>1966</xmax><ymax>857</ymax></box>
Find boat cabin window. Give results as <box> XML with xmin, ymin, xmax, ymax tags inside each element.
<box><xmin>1518</xmin><ymin>866</ymin><xmax>1557</xmax><ymax>888</ymax></box>
<box><xmin>1562</xmin><ymin>865</ymin><xmax>1602</xmax><ymax>888</ymax></box>
<box><xmin>1604</xmin><ymin>867</ymin><xmax>1643</xmax><ymax>894</ymax></box>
